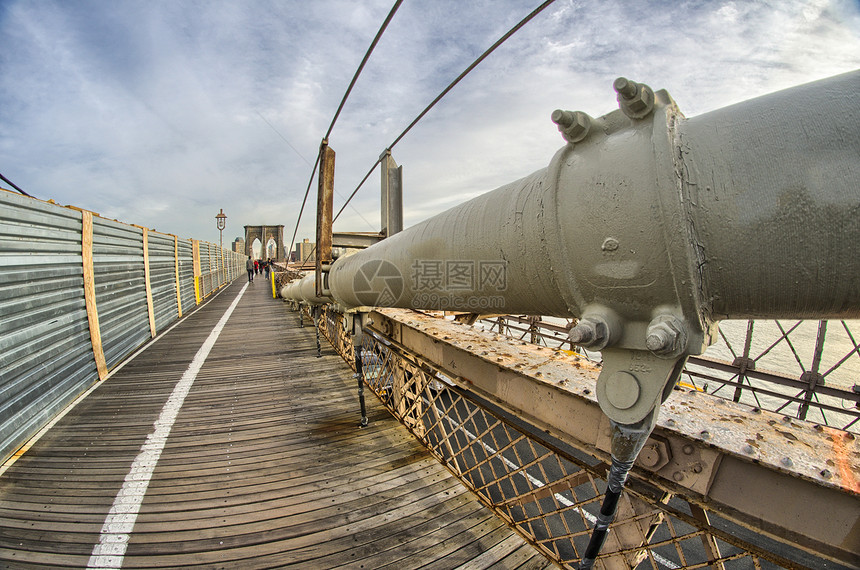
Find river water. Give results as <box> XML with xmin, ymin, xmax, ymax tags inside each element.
<box><xmin>485</xmin><ymin>316</ymin><xmax>860</xmax><ymax>430</ymax></box>
<box><xmin>692</xmin><ymin>319</ymin><xmax>860</xmax><ymax>429</ymax></box>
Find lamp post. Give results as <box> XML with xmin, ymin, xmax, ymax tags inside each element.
<box><xmin>215</xmin><ymin>209</ymin><xmax>227</xmax><ymax>275</ymax></box>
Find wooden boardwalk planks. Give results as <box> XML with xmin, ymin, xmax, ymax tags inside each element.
<box><xmin>0</xmin><ymin>279</ymin><xmax>550</xmax><ymax>569</ymax></box>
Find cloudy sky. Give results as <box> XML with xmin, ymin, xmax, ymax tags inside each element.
<box><xmin>1</xmin><ymin>0</ymin><xmax>858</xmax><ymax>251</ymax></box>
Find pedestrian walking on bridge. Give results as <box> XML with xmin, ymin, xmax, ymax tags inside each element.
<box><xmin>246</xmin><ymin>256</ymin><xmax>255</xmax><ymax>282</ymax></box>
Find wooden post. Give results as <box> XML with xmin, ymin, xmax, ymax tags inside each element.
<box><xmin>316</xmin><ymin>142</ymin><xmax>335</xmax><ymax>297</ymax></box>
<box><xmin>139</xmin><ymin>227</ymin><xmax>157</xmax><ymax>337</ymax></box>
<box><xmin>81</xmin><ymin>210</ymin><xmax>108</xmax><ymax>380</ymax></box>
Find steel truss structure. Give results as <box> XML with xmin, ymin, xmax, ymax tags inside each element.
<box><xmin>306</xmin><ymin>304</ymin><xmax>859</xmax><ymax>570</ymax></box>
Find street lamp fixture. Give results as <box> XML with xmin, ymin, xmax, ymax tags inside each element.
<box><xmin>216</xmin><ymin>208</ymin><xmax>227</xmax><ymax>232</ymax></box>
<box><xmin>215</xmin><ymin>209</ymin><xmax>227</xmax><ymax>273</ymax></box>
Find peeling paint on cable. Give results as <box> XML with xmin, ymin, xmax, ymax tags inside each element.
<box><xmin>87</xmin><ymin>282</ymin><xmax>248</xmax><ymax>569</ymax></box>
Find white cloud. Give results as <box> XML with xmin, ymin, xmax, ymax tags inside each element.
<box><xmin>1</xmin><ymin>0</ymin><xmax>857</xmax><ymax>248</ymax></box>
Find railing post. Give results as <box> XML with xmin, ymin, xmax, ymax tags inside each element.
<box><xmin>352</xmin><ymin>312</ymin><xmax>369</xmax><ymax>428</ymax></box>
<box><xmin>732</xmin><ymin>320</ymin><xmax>756</xmax><ymax>402</ymax></box>
<box><xmin>798</xmin><ymin>320</ymin><xmax>827</xmax><ymax>420</ymax></box>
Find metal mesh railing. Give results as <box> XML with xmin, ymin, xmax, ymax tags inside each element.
<box><xmin>313</xmin><ymin>306</ymin><xmax>831</xmax><ymax>570</ymax></box>
<box><xmin>478</xmin><ymin>316</ymin><xmax>860</xmax><ymax>433</ymax></box>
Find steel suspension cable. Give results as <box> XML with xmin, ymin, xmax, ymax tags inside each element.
<box><xmin>287</xmin><ymin>0</ymin><xmax>404</xmax><ymax>259</ymax></box>
<box><xmin>0</xmin><ymin>172</ymin><xmax>33</xmax><ymax>197</ymax></box>
<box><xmin>332</xmin><ymin>0</ymin><xmax>559</xmax><ymax>223</ymax></box>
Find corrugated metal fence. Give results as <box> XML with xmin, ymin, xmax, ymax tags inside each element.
<box><xmin>0</xmin><ymin>189</ymin><xmax>246</xmax><ymax>463</ymax></box>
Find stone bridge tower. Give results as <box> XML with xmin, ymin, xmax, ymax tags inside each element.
<box><xmin>243</xmin><ymin>225</ymin><xmax>285</xmax><ymax>261</ymax></box>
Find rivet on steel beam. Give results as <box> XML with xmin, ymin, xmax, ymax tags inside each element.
<box><xmin>820</xmin><ymin>469</ymin><xmax>832</xmax><ymax>479</ymax></box>
<box><xmin>743</xmin><ymin>444</ymin><xmax>755</xmax><ymax>454</ymax></box>
<box><xmin>551</xmin><ymin>109</ymin><xmax>592</xmax><ymax>143</ymax></box>
<box><xmin>700</xmin><ymin>430</ymin><xmax>711</xmax><ymax>440</ymax></box>
<box><xmin>673</xmin><ymin>471</ymin><xmax>684</xmax><ymax>482</ymax></box>
<box><xmin>781</xmin><ymin>457</ymin><xmax>794</xmax><ymax>467</ymax></box>
<box><xmin>601</xmin><ymin>237</ymin><xmax>619</xmax><ymax>252</ymax></box>
<box><xmin>613</xmin><ymin>77</ymin><xmax>655</xmax><ymax>119</ymax></box>
<box><xmin>682</xmin><ymin>444</ymin><xmax>694</xmax><ymax>455</ymax></box>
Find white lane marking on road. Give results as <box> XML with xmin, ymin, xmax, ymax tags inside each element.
<box><xmin>87</xmin><ymin>283</ymin><xmax>248</xmax><ymax>569</ymax></box>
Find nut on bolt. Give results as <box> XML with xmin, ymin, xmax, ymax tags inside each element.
<box><xmin>551</xmin><ymin>109</ymin><xmax>592</xmax><ymax>143</ymax></box>
<box><xmin>614</xmin><ymin>77</ymin><xmax>655</xmax><ymax>119</ymax></box>
<box><xmin>646</xmin><ymin>315</ymin><xmax>688</xmax><ymax>358</ymax></box>
<box><xmin>568</xmin><ymin>316</ymin><xmax>611</xmax><ymax>350</ymax></box>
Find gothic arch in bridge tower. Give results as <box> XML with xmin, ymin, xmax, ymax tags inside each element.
<box><xmin>243</xmin><ymin>225</ymin><xmax>285</xmax><ymax>261</ymax></box>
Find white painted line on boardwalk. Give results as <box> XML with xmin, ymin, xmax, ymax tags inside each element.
<box><xmin>0</xmin><ymin>283</ymin><xmax>237</xmax><ymax>479</ymax></box>
<box><xmin>432</xmin><ymin>401</ymin><xmax>679</xmax><ymax>569</ymax></box>
<box><xmin>87</xmin><ymin>283</ymin><xmax>248</xmax><ymax>569</ymax></box>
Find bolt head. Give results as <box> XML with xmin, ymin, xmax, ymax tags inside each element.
<box><xmin>568</xmin><ymin>323</ymin><xmax>595</xmax><ymax>344</ymax></box>
<box><xmin>645</xmin><ymin>316</ymin><xmax>688</xmax><ymax>357</ymax></box>
<box><xmin>639</xmin><ymin>444</ymin><xmax>661</xmax><ymax>468</ymax></box>
<box><xmin>614</xmin><ymin>77</ymin><xmax>655</xmax><ymax>119</ymax></box>
<box><xmin>551</xmin><ymin>109</ymin><xmax>573</xmax><ymax>127</ymax></box>
<box><xmin>553</xmin><ymin>110</ymin><xmax>592</xmax><ymax>143</ymax></box>
<box><xmin>568</xmin><ymin>316</ymin><xmax>610</xmax><ymax>349</ymax></box>
<box><xmin>613</xmin><ymin>77</ymin><xmax>637</xmax><ymax>99</ymax></box>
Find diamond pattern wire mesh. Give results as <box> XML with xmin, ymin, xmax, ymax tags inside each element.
<box><xmin>311</xmin><ymin>307</ymin><xmax>817</xmax><ymax>570</ymax></box>
<box><xmin>477</xmin><ymin>316</ymin><xmax>860</xmax><ymax>433</ymax></box>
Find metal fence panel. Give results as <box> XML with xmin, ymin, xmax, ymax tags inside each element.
<box><xmin>148</xmin><ymin>232</ymin><xmax>178</xmax><ymax>332</ymax></box>
<box><xmin>0</xmin><ymin>191</ymin><xmax>243</xmax><ymax>463</ymax></box>
<box><xmin>178</xmin><ymin>239</ymin><xmax>196</xmax><ymax>312</ymax></box>
<box><xmin>92</xmin><ymin>217</ymin><xmax>151</xmax><ymax>369</ymax></box>
<box><xmin>200</xmin><ymin>244</ymin><xmax>212</xmax><ymax>298</ymax></box>
<box><xmin>0</xmin><ymin>191</ymin><xmax>98</xmax><ymax>462</ymax></box>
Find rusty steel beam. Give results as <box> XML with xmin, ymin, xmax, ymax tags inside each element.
<box><xmin>332</xmin><ymin>231</ymin><xmax>384</xmax><ymax>249</ymax></box>
<box><xmin>368</xmin><ymin>308</ymin><xmax>859</xmax><ymax>567</ymax></box>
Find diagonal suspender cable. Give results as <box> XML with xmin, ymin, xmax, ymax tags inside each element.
<box><xmin>0</xmin><ymin>171</ymin><xmax>33</xmax><ymax>197</ymax></box>
<box><xmin>287</xmin><ymin>0</ymin><xmax>404</xmax><ymax>258</ymax></box>
<box><xmin>332</xmin><ymin>0</ymin><xmax>559</xmax><ymax>224</ymax></box>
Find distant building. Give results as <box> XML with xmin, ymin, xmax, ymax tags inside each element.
<box><xmin>295</xmin><ymin>238</ymin><xmax>315</xmax><ymax>263</ymax></box>
<box><xmin>232</xmin><ymin>238</ymin><xmax>245</xmax><ymax>254</ymax></box>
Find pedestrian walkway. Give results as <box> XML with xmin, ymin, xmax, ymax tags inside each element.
<box><xmin>0</xmin><ymin>278</ymin><xmax>549</xmax><ymax>569</ymax></box>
